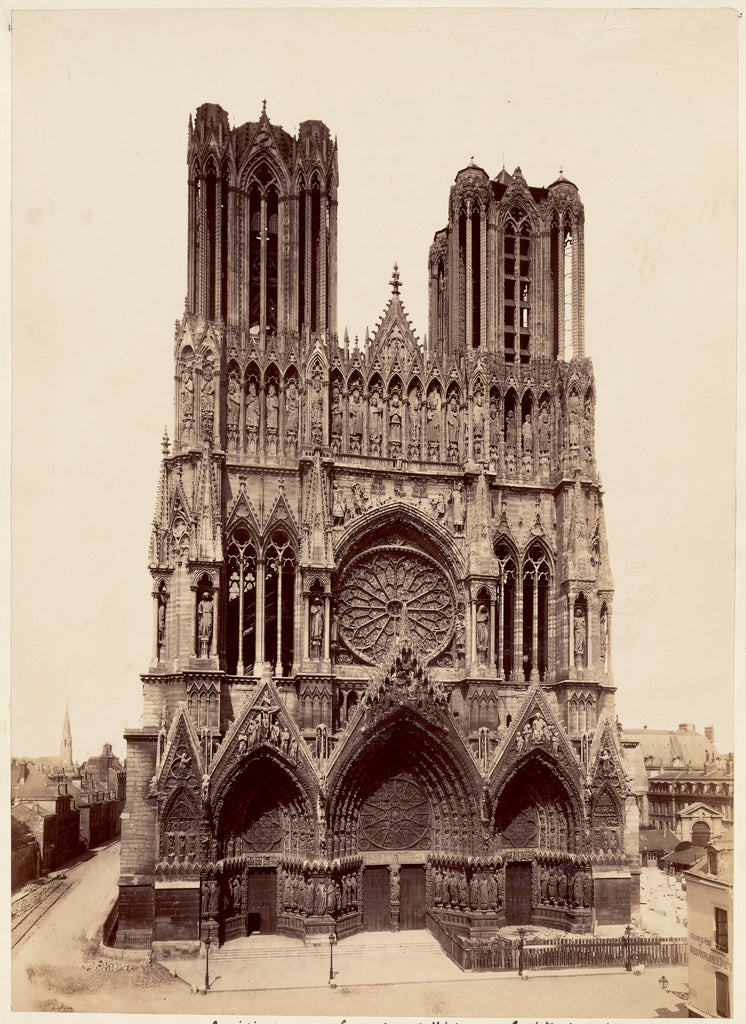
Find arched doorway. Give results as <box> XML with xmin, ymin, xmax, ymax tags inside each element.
<box><xmin>691</xmin><ymin>820</ymin><xmax>711</xmax><ymax>847</ymax></box>
<box><xmin>212</xmin><ymin>754</ymin><xmax>312</xmax><ymax>939</ymax></box>
<box><xmin>493</xmin><ymin>753</ymin><xmax>583</xmax><ymax>925</ymax></box>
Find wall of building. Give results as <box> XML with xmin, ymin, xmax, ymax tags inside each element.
<box><xmin>686</xmin><ymin>874</ymin><xmax>732</xmax><ymax>1018</ymax></box>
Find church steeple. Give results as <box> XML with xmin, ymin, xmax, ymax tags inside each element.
<box><xmin>60</xmin><ymin>702</ymin><xmax>73</xmax><ymax>769</ymax></box>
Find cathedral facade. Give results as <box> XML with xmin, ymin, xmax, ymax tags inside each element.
<box><xmin>118</xmin><ymin>102</ymin><xmax>639</xmax><ymax>952</ymax></box>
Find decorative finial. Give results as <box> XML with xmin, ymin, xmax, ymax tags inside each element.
<box><xmin>389</xmin><ymin>262</ymin><xmax>401</xmax><ymax>296</ymax></box>
<box><xmin>468</xmin><ymin>155</ymin><xmax>476</xmax><ymax>167</ymax></box>
<box><xmin>262</xmin><ymin>98</ymin><xmax>267</xmax><ymax>116</ymax></box>
<box><xmin>161</xmin><ymin>428</ymin><xmax>170</xmax><ymax>457</ymax></box>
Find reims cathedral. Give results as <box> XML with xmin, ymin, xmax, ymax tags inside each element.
<box><xmin>118</xmin><ymin>102</ymin><xmax>639</xmax><ymax>952</ymax></box>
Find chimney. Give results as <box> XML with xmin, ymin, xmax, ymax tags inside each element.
<box><xmin>677</xmin><ymin>723</ymin><xmax>695</xmax><ymax>733</ymax></box>
<box><xmin>704</xmin><ymin>726</ymin><xmax>715</xmax><ymax>744</ymax></box>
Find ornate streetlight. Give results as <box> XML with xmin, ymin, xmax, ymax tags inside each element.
<box><xmin>517</xmin><ymin>926</ymin><xmax>527</xmax><ymax>977</ymax></box>
<box><xmin>624</xmin><ymin>924</ymin><xmax>633</xmax><ymax>972</ymax></box>
<box><xmin>203</xmin><ymin>930</ymin><xmax>211</xmax><ymax>992</ymax></box>
<box><xmin>328</xmin><ymin>929</ymin><xmax>337</xmax><ymax>986</ymax></box>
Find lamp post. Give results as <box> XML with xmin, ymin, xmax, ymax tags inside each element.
<box><xmin>517</xmin><ymin>926</ymin><xmax>527</xmax><ymax>978</ymax></box>
<box><xmin>624</xmin><ymin>924</ymin><xmax>633</xmax><ymax>972</ymax></box>
<box><xmin>328</xmin><ymin>929</ymin><xmax>337</xmax><ymax>986</ymax></box>
<box><xmin>203</xmin><ymin>930</ymin><xmax>211</xmax><ymax>992</ymax></box>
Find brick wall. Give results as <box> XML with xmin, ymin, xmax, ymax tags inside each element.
<box><xmin>153</xmin><ymin>887</ymin><xmax>200</xmax><ymax>941</ymax></box>
<box><xmin>593</xmin><ymin>876</ymin><xmax>631</xmax><ymax>925</ymax></box>
<box><xmin>120</xmin><ymin>732</ymin><xmax>157</xmax><ymax>875</ymax></box>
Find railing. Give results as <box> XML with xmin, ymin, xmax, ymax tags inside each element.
<box><xmin>427</xmin><ymin>913</ymin><xmax>687</xmax><ymax>972</ymax></box>
<box><xmin>116</xmin><ymin>928</ymin><xmax>153</xmax><ymax>950</ymax></box>
<box><xmin>102</xmin><ymin>898</ymin><xmax>119</xmax><ymax>947</ymax></box>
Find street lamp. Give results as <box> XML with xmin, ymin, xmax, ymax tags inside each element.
<box><xmin>328</xmin><ymin>929</ymin><xmax>337</xmax><ymax>986</ymax></box>
<box><xmin>204</xmin><ymin>930</ymin><xmax>211</xmax><ymax>992</ymax></box>
<box><xmin>659</xmin><ymin>975</ymin><xmax>669</xmax><ymax>992</ymax></box>
<box><xmin>624</xmin><ymin>924</ymin><xmax>633</xmax><ymax>972</ymax></box>
<box><xmin>517</xmin><ymin>926</ymin><xmax>527</xmax><ymax>978</ymax></box>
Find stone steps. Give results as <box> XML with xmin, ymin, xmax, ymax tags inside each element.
<box><xmin>213</xmin><ymin>931</ymin><xmax>441</xmax><ymax>961</ymax></box>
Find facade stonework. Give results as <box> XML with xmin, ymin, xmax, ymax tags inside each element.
<box><xmin>118</xmin><ymin>102</ymin><xmax>638</xmax><ymax>951</ymax></box>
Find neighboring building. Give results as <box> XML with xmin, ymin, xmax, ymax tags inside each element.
<box><xmin>118</xmin><ymin>102</ymin><xmax>639</xmax><ymax>952</ymax></box>
<box><xmin>638</xmin><ymin>825</ymin><xmax>679</xmax><ymax>867</ymax></box>
<box><xmin>12</xmin><ymin>714</ymin><xmax>126</xmax><ymax>866</ymax></box>
<box><xmin>10</xmin><ymin>784</ymin><xmax>80</xmax><ymax>874</ymax></box>
<box><xmin>11</xmin><ymin>814</ymin><xmax>41</xmax><ymax>891</ymax></box>
<box><xmin>623</xmin><ymin>724</ymin><xmax>734</xmax><ymax>841</ymax></box>
<box><xmin>685</xmin><ymin>828</ymin><xmax>733</xmax><ymax>1018</ymax></box>
<box><xmin>72</xmin><ymin>743</ymin><xmax>127</xmax><ymax>847</ymax></box>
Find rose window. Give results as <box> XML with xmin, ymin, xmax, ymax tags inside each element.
<box><xmin>359</xmin><ymin>773</ymin><xmax>431</xmax><ymax>850</ymax></box>
<box><xmin>336</xmin><ymin>546</ymin><xmax>455</xmax><ymax>664</ymax></box>
<box><xmin>243</xmin><ymin>807</ymin><xmax>283</xmax><ymax>853</ymax></box>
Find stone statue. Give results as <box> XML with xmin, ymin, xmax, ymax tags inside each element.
<box><xmin>408</xmin><ymin>388</ymin><xmax>421</xmax><ymax>447</ymax></box>
<box><xmin>476</xmin><ymin>602</ymin><xmax>489</xmax><ymax>665</ymax></box>
<box><xmin>198</xmin><ymin>592</ymin><xmax>213</xmax><ymax>654</ymax></box>
<box><xmin>472</xmin><ymin>392</ymin><xmax>485</xmax><ymax>444</ymax></box>
<box><xmin>285</xmin><ymin>379</ymin><xmax>299</xmax><ymax>435</ymax></box>
<box><xmin>573</xmin><ymin>871</ymin><xmax>584</xmax><ymax>907</ymax></box>
<box><xmin>505</xmin><ymin>408</ymin><xmax>517</xmax><ymax>449</ymax></box>
<box><xmin>326</xmin><ymin>878</ymin><xmax>337</xmax><ymax>915</ymax></box>
<box><xmin>181</xmin><ymin>367</ymin><xmax>194</xmax><ymax>433</ymax></box>
<box><xmin>470</xmin><ymin>874</ymin><xmax>480</xmax><ymax>910</ymax></box>
<box><xmin>558</xmin><ymin>868</ymin><xmax>568</xmax><ymax>904</ymax></box>
<box><xmin>227</xmin><ymin>374</ymin><xmax>240</xmax><ymax>430</ymax></box>
<box><xmin>208</xmin><ymin>879</ymin><xmax>219</xmax><ymax>916</ymax></box>
<box><xmin>548</xmin><ymin>868</ymin><xmax>558</xmax><ymax>901</ymax></box>
<box><xmin>305</xmin><ymin>876</ymin><xmax>315</xmax><ymax>916</ymax></box>
<box><xmin>266</xmin><ymin>382</ymin><xmax>279</xmax><ymax>432</ymax></box>
<box><xmin>330</xmin><ymin>385</ymin><xmax>343</xmax><ymax>439</ymax></box>
<box><xmin>600</xmin><ymin>607</ymin><xmax>609</xmax><ymax>669</ymax></box>
<box><xmin>201</xmin><ymin>773</ymin><xmax>210</xmax><ymax>805</ymax></box>
<box><xmin>310</xmin><ymin>377</ymin><xmax>324</xmax><ymax>444</ymax></box>
<box><xmin>431</xmin><ymin>492</ymin><xmax>446</xmax><ymax>521</ymax></box>
<box><xmin>522</xmin><ymin>413</ymin><xmax>533</xmax><ymax>454</ymax></box>
<box><xmin>369</xmin><ymin>388</ymin><xmax>383</xmax><ymax>452</ymax></box>
<box><xmin>245</xmin><ymin>381</ymin><xmax>259</xmax><ymax>453</ymax></box>
<box><xmin>231</xmin><ymin>875</ymin><xmax>241</xmax><ymax>909</ymax></box>
<box><xmin>574</xmin><ymin>605</ymin><xmax>587</xmax><ymax>668</ymax></box>
<box><xmin>349</xmin><ymin>386</ymin><xmax>363</xmax><ymax>444</ymax></box>
<box><xmin>451</xmin><ymin>481</ymin><xmax>465</xmax><ymax>533</ymax></box>
<box><xmin>314</xmin><ymin>880</ymin><xmax>326</xmax><ymax>916</ymax></box>
<box><xmin>446</xmin><ymin>394</ymin><xmax>460</xmax><ymax>458</ymax></box>
<box><xmin>309</xmin><ymin>595</ymin><xmax>324</xmax><ymax>651</ymax></box>
<box><xmin>157</xmin><ymin>594</ymin><xmax>166</xmax><ymax>647</ymax></box>
<box><xmin>201</xmin><ymin>366</ymin><xmax>215</xmax><ymax>440</ymax></box>
<box><xmin>540</xmin><ymin>867</ymin><xmax>549</xmax><ymax>902</ymax></box>
<box><xmin>390</xmin><ymin>867</ymin><xmax>400</xmax><ymax>904</ymax></box>
<box><xmin>389</xmin><ymin>391</ymin><xmax>402</xmax><ymax>444</ymax></box>
<box><xmin>582</xmin><ymin>870</ymin><xmax>592</xmax><ymax>908</ymax></box>
<box><xmin>426</xmin><ymin>388</ymin><xmax>441</xmax><ymax>457</ymax></box>
<box><xmin>332</xmin><ymin>481</ymin><xmax>346</xmax><ymax>525</ymax></box>
<box><xmin>455</xmin><ymin>605</ymin><xmax>466</xmax><ymax>651</ymax></box>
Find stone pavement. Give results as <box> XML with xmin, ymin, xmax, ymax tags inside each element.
<box><xmin>161</xmin><ymin>929</ymin><xmax>686</xmax><ymax>997</ymax></box>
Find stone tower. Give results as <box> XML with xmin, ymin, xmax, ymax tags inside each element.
<box><xmin>117</xmin><ymin>103</ymin><xmax>637</xmax><ymax>953</ymax></box>
<box><xmin>60</xmin><ymin>703</ymin><xmax>73</xmax><ymax>770</ymax></box>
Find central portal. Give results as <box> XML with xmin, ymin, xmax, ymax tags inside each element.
<box><xmin>505</xmin><ymin>862</ymin><xmax>533</xmax><ymax>925</ymax></box>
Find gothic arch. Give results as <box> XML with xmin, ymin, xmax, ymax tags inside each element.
<box><xmin>212</xmin><ymin>748</ymin><xmax>315</xmax><ymax>860</ymax></box>
<box><xmin>492</xmin><ymin>749</ymin><xmax>584</xmax><ymax>853</ymax></box>
<box><xmin>326</xmin><ymin>707</ymin><xmax>482</xmax><ymax>858</ymax></box>
<box><xmin>333</xmin><ymin>501</ymin><xmax>466</xmax><ymax>585</ymax></box>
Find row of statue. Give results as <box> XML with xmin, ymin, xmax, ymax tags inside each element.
<box><xmin>431</xmin><ymin>867</ymin><xmax>504</xmax><ymax>911</ymax></box>
<box><xmin>538</xmin><ymin>865</ymin><xmax>593</xmax><ymax>909</ymax></box>
<box><xmin>180</xmin><ymin>362</ymin><xmax>595</xmax><ymax>474</ymax></box>
<box><xmin>235</xmin><ymin>703</ymin><xmax>299</xmax><ymax>761</ymax></box>
<box><xmin>280</xmin><ymin>870</ymin><xmax>359</xmax><ymax>917</ymax></box>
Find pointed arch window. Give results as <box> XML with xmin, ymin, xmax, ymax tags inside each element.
<box><xmin>503</xmin><ymin>217</ymin><xmax>532</xmax><ymax>363</ymax></box>
<box><xmin>226</xmin><ymin>526</ymin><xmax>257</xmax><ymax>676</ymax></box>
<box><xmin>265</xmin><ymin>530</ymin><xmax>297</xmax><ymax>677</ymax></box>
<box><xmin>247</xmin><ymin>163</ymin><xmax>280</xmax><ymax>335</ymax></box>
<box><xmin>495</xmin><ymin>542</ymin><xmax>516</xmax><ymax>680</ymax></box>
<box><xmin>523</xmin><ymin>543</ymin><xmax>550</xmax><ymax>681</ymax></box>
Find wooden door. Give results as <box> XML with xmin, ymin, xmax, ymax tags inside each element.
<box><xmin>363</xmin><ymin>866</ymin><xmax>390</xmax><ymax>931</ymax></box>
<box><xmin>246</xmin><ymin>869</ymin><xmax>277</xmax><ymax>935</ymax></box>
<box><xmin>505</xmin><ymin>862</ymin><xmax>533</xmax><ymax>925</ymax></box>
<box><xmin>399</xmin><ymin>865</ymin><xmax>425</xmax><ymax>930</ymax></box>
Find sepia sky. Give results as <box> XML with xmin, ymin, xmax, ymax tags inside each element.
<box><xmin>10</xmin><ymin>7</ymin><xmax>738</xmax><ymax>764</ymax></box>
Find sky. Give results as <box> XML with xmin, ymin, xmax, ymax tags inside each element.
<box><xmin>10</xmin><ymin>7</ymin><xmax>738</xmax><ymax>763</ymax></box>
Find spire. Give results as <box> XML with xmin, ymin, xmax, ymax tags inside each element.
<box><xmin>60</xmin><ymin>703</ymin><xmax>73</xmax><ymax>769</ymax></box>
<box><xmin>302</xmin><ymin>451</ymin><xmax>334</xmax><ymax>568</ymax></box>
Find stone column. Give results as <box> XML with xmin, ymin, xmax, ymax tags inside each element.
<box><xmin>465</xmin><ymin>200</ymin><xmax>473</xmax><ymax>349</ymax></box>
<box><xmin>260</xmin><ymin>192</ymin><xmax>268</xmax><ymax>335</ymax></box>
<box><xmin>531</xmin><ymin>571</ymin><xmax>540</xmax><ymax>681</ymax></box>
<box><xmin>323</xmin><ymin>594</ymin><xmax>331</xmax><ymax>662</ymax></box>
<box><xmin>497</xmin><ymin>575</ymin><xmax>505</xmax><ymax>681</ymax></box>
<box><xmin>489</xmin><ymin>595</ymin><xmax>496</xmax><ymax>670</ymax></box>
<box><xmin>255</xmin><ymin>556</ymin><xmax>265</xmax><ymax>674</ymax></box>
<box><xmin>513</xmin><ymin>581</ymin><xmax>523</xmax><ymax>682</ymax></box>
